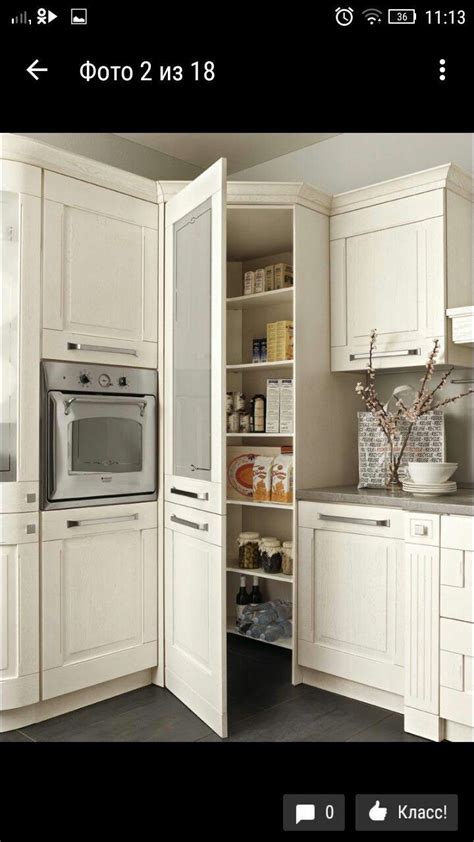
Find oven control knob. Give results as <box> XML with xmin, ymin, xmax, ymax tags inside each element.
<box><xmin>79</xmin><ymin>373</ymin><xmax>90</xmax><ymax>385</ymax></box>
<box><xmin>98</xmin><ymin>373</ymin><xmax>111</xmax><ymax>388</ymax></box>
<box><xmin>118</xmin><ymin>376</ymin><xmax>128</xmax><ymax>387</ymax></box>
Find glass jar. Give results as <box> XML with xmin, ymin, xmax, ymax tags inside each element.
<box><xmin>261</xmin><ymin>539</ymin><xmax>282</xmax><ymax>574</ymax></box>
<box><xmin>281</xmin><ymin>541</ymin><xmax>293</xmax><ymax>576</ymax></box>
<box><xmin>237</xmin><ymin>532</ymin><xmax>260</xmax><ymax>569</ymax></box>
<box><xmin>258</xmin><ymin>536</ymin><xmax>277</xmax><ymax>568</ymax></box>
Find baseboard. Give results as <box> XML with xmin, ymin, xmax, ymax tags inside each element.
<box><xmin>445</xmin><ymin>720</ymin><xmax>474</xmax><ymax>742</ymax></box>
<box><xmin>404</xmin><ymin>707</ymin><xmax>445</xmax><ymax>742</ymax></box>
<box><xmin>0</xmin><ymin>669</ymin><xmax>152</xmax><ymax>733</ymax></box>
<box><xmin>301</xmin><ymin>667</ymin><xmax>403</xmax><ymax>713</ymax></box>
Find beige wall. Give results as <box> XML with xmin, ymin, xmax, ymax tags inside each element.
<box><xmin>15</xmin><ymin>133</ymin><xmax>202</xmax><ymax>180</ymax></box>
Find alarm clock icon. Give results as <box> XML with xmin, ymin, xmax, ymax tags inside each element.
<box><xmin>335</xmin><ymin>6</ymin><xmax>354</xmax><ymax>25</ymax></box>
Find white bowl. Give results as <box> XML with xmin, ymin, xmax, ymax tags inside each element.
<box><xmin>408</xmin><ymin>462</ymin><xmax>458</xmax><ymax>484</ymax></box>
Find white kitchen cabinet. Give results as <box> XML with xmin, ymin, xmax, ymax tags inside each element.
<box><xmin>42</xmin><ymin>171</ymin><xmax>158</xmax><ymax>368</ymax></box>
<box><xmin>297</xmin><ymin>502</ymin><xmax>404</xmax><ymax>695</ymax></box>
<box><xmin>164</xmin><ymin>160</ymin><xmax>226</xmax><ymax>513</ymax></box>
<box><xmin>164</xmin><ymin>502</ymin><xmax>227</xmax><ymax>737</ymax></box>
<box><xmin>330</xmin><ymin>165</ymin><xmax>473</xmax><ymax>371</ymax></box>
<box><xmin>0</xmin><ymin>161</ymin><xmax>41</xmax><ymax>513</ymax></box>
<box><xmin>0</xmin><ymin>513</ymin><xmax>39</xmax><ymax>712</ymax></box>
<box><xmin>41</xmin><ymin>502</ymin><xmax>158</xmax><ymax>699</ymax></box>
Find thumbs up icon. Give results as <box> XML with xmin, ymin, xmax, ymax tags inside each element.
<box><xmin>369</xmin><ymin>800</ymin><xmax>388</xmax><ymax>822</ymax></box>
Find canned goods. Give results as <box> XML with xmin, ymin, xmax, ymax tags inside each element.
<box><xmin>240</xmin><ymin>413</ymin><xmax>251</xmax><ymax>432</ymax></box>
<box><xmin>228</xmin><ymin>412</ymin><xmax>240</xmax><ymax>433</ymax></box>
<box><xmin>226</xmin><ymin>392</ymin><xmax>234</xmax><ymax>413</ymax></box>
<box><xmin>233</xmin><ymin>392</ymin><xmax>245</xmax><ymax>412</ymax></box>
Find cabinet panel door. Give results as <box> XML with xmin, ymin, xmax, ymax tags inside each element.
<box><xmin>0</xmin><ymin>513</ymin><xmax>39</xmax><ymax>711</ymax></box>
<box><xmin>297</xmin><ymin>527</ymin><xmax>404</xmax><ymax>694</ymax></box>
<box><xmin>405</xmin><ymin>542</ymin><xmax>440</xmax><ymax>714</ymax></box>
<box><xmin>164</xmin><ymin>160</ymin><xmax>226</xmax><ymax>513</ymax></box>
<box><xmin>41</xmin><ymin>524</ymin><xmax>158</xmax><ymax>699</ymax></box>
<box><xmin>346</xmin><ymin>217</ymin><xmax>444</xmax><ymax>350</ymax></box>
<box><xmin>1</xmin><ymin>162</ymin><xmax>41</xmax><ymax>491</ymax></box>
<box><xmin>164</xmin><ymin>526</ymin><xmax>227</xmax><ymax>737</ymax></box>
<box><xmin>42</xmin><ymin>172</ymin><xmax>158</xmax><ymax>368</ymax></box>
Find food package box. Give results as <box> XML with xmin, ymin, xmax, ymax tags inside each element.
<box><xmin>279</xmin><ymin>379</ymin><xmax>293</xmax><ymax>433</ymax></box>
<box><xmin>254</xmin><ymin>269</ymin><xmax>265</xmax><ymax>294</ymax></box>
<box><xmin>271</xmin><ymin>454</ymin><xmax>294</xmax><ymax>504</ymax></box>
<box><xmin>275</xmin><ymin>320</ymin><xmax>294</xmax><ymax>360</ymax></box>
<box><xmin>252</xmin><ymin>338</ymin><xmax>261</xmax><ymax>363</ymax></box>
<box><xmin>266</xmin><ymin>379</ymin><xmax>280</xmax><ymax>433</ymax></box>
<box><xmin>227</xmin><ymin>446</ymin><xmax>285</xmax><ymax>501</ymax></box>
<box><xmin>264</xmin><ymin>265</ymin><xmax>275</xmax><ymax>291</ymax></box>
<box><xmin>253</xmin><ymin>455</ymin><xmax>274</xmax><ymax>502</ymax></box>
<box><xmin>274</xmin><ymin>263</ymin><xmax>293</xmax><ymax>289</ymax></box>
<box><xmin>243</xmin><ymin>271</ymin><xmax>255</xmax><ymax>296</ymax></box>
<box><xmin>266</xmin><ymin>321</ymin><xmax>278</xmax><ymax>361</ymax></box>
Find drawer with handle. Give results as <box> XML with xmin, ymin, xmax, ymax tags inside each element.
<box><xmin>404</xmin><ymin>513</ymin><xmax>440</xmax><ymax>547</ymax></box>
<box><xmin>165</xmin><ymin>501</ymin><xmax>224</xmax><ymax>547</ymax></box>
<box><xmin>165</xmin><ymin>474</ymin><xmax>223</xmax><ymax>515</ymax></box>
<box><xmin>298</xmin><ymin>501</ymin><xmax>403</xmax><ymax>539</ymax></box>
<box><xmin>42</xmin><ymin>330</ymin><xmax>157</xmax><ymax>369</ymax></box>
<box><xmin>41</xmin><ymin>501</ymin><xmax>157</xmax><ymax>541</ymax></box>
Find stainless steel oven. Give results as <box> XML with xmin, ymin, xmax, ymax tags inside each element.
<box><xmin>41</xmin><ymin>361</ymin><xmax>157</xmax><ymax>510</ymax></box>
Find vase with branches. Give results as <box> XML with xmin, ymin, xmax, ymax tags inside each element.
<box><xmin>355</xmin><ymin>330</ymin><xmax>474</xmax><ymax>490</ymax></box>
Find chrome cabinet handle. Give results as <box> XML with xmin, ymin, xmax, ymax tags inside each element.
<box><xmin>64</xmin><ymin>396</ymin><xmax>147</xmax><ymax>416</ymax></box>
<box><xmin>170</xmin><ymin>487</ymin><xmax>209</xmax><ymax>501</ymax></box>
<box><xmin>67</xmin><ymin>342</ymin><xmax>138</xmax><ymax>357</ymax></box>
<box><xmin>170</xmin><ymin>514</ymin><xmax>209</xmax><ymax>531</ymax></box>
<box><xmin>319</xmin><ymin>514</ymin><xmax>390</xmax><ymax>527</ymax></box>
<box><xmin>67</xmin><ymin>514</ymin><xmax>138</xmax><ymax>528</ymax></box>
<box><xmin>350</xmin><ymin>349</ymin><xmax>420</xmax><ymax>361</ymax></box>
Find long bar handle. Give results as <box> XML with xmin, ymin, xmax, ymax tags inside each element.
<box><xmin>170</xmin><ymin>514</ymin><xmax>209</xmax><ymax>531</ymax></box>
<box><xmin>67</xmin><ymin>342</ymin><xmax>138</xmax><ymax>357</ymax></box>
<box><xmin>67</xmin><ymin>514</ymin><xmax>138</xmax><ymax>528</ymax></box>
<box><xmin>64</xmin><ymin>396</ymin><xmax>147</xmax><ymax>416</ymax></box>
<box><xmin>170</xmin><ymin>487</ymin><xmax>209</xmax><ymax>501</ymax></box>
<box><xmin>350</xmin><ymin>349</ymin><xmax>420</xmax><ymax>361</ymax></box>
<box><xmin>319</xmin><ymin>514</ymin><xmax>391</xmax><ymax>527</ymax></box>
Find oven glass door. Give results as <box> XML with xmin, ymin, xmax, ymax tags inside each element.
<box><xmin>48</xmin><ymin>391</ymin><xmax>156</xmax><ymax>502</ymax></box>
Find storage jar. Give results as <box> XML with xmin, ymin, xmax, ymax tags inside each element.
<box><xmin>237</xmin><ymin>532</ymin><xmax>260</xmax><ymax>569</ymax></box>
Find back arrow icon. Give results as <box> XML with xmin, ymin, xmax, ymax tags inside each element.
<box><xmin>27</xmin><ymin>59</ymin><xmax>48</xmax><ymax>80</ymax></box>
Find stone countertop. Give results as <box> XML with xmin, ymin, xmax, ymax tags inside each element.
<box><xmin>296</xmin><ymin>486</ymin><xmax>474</xmax><ymax>516</ymax></box>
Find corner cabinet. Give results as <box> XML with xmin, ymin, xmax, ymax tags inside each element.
<box><xmin>0</xmin><ymin>513</ymin><xmax>40</xmax><ymax>714</ymax></box>
<box><xmin>40</xmin><ymin>503</ymin><xmax>158</xmax><ymax>700</ymax></box>
<box><xmin>330</xmin><ymin>165</ymin><xmax>473</xmax><ymax>371</ymax></box>
<box><xmin>42</xmin><ymin>172</ymin><xmax>159</xmax><ymax>368</ymax></box>
<box><xmin>0</xmin><ymin>161</ymin><xmax>41</xmax><ymax>514</ymax></box>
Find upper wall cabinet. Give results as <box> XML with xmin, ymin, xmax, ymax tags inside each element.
<box><xmin>42</xmin><ymin>172</ymin><xmax>158</xmax><ymax>368</ymax></box>
<box><xmin>0</xmin><ymin>161</ymin><xmax>41</xmax><ymax>514</ymax></box>
<box><xmin>330</xmin><ymin>165</ymin><xmax>473</xmax><ymax>371</ymax></box>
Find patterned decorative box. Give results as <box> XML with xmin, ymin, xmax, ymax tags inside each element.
<box><xmin>358</xmin><ymin>411</ymin><xmax>446</xmax><ymax>489</ymax></box>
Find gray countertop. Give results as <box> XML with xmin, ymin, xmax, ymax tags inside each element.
<box><xmin>296</xmin><ymin>486</ymin><xmax>474</xmax><ymax>516</ymax></box>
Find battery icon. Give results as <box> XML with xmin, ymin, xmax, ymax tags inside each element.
<box><xmin>388</xmin><ymin>9</ymin><xmax>417</xmax><ymax>23</ymax></box>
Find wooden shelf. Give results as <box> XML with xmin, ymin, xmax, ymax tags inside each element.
<box><xmin>227</xmin><ymin>619</ymin><xmax>292</xmax><ymax>650</ymax></box>
<box><xmin>226</xmin><ymin>432</ymin><xmax>293</xmax><ymax>438</ymax></box>
<box><xmin>226</xmin><ymin>563</ymin><xmax>293</xmax><ymax>584</ymax></box>
<box><xmin>227</xmin><ymin>287</ymin><xmax>293</xmax><ymax>310</ymax></box>
<box><xmin>226</xmin><ymin>360</ymin><xmax>293</xmax><ymax>373</ymax></box>
<box><xmin>227</xmin><ymin>499</ymin><xmax>294</xmax><ymax>510</ymax></box>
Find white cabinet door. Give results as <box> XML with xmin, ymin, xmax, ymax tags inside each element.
<box><xmin>405</xmin><ymin>542</ymin><xmax>440</xmax><ymax>714</ymax></box>
<box><xmin>41</xmin><ymin>503</ymin><xmax>158</xmax><ymax>699</ymax></box>
<box><xmin>164</xmin><ymin>506</ymin><xmax>227</xmax><ymax>737</ymax></box>
<box><xmin>298</xmin><ymin>525</ymin><xmax>404</xmax><ymax>694</ymax></box>
<box><xmin>42</xmin><ymin>172</ymin><xmax>158</xmax><ymax>368</ymax></box>
<box><xmin>0</xmin><ymin>513</ymin><xmax>39</xmax><ymax>711</ymax></box>
<box><xmin>164</xmin><ymin>160</ymin><xmax>226</xmax><ymax>514</ymax></box>
<box><xmin>0</xmin><ymin>161</ymin><xmax>41</xmax><ymax>511</ymax></box>
<box><xmin>330</xmin><ymin>197</ymin><xmax>446</xmax><ymax>371</ymax></box>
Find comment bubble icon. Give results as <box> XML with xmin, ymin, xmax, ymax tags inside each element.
<box><xmin>296</xmin><ymin>804</ymin><xmax>316</xmax><ymax>824</ymax></box>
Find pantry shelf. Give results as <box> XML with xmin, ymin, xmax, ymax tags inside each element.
<box><xmin>227</xmin><ymin>619</ymin><xmax>293</xmax><ymax>650</ymax></box>
<box><xmin>226</xmin><ymin>287</ymin><xmax>293</xmax><ymax>311</ymax></box>
<box><xmin>226</xmin><ymin>563</ymin><xmax>293</xmax><ymax>584</ymax></box>
<box><xmin>226</xmin><ymin>432</ymin><xmax>293</xmax><ymax>438</ymax></box>
<box><xmin>226</xmin><ymin>360</ymin><xmax>293</xmax><ymax>373</ymax></box>
<box><xmin>227</xmin><ymin>499</ymin><xmax>294</xmax><ymax>510</ymax></box>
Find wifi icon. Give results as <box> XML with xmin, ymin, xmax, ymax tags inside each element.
<box><xmin>362</xmin><ymin>8</ymin><xmax>382</xmax><ymax>23</ymax></box>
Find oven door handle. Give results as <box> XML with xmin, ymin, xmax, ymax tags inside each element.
<box><xmin>63</xmin><ymin>396</ymin><xmax>148</xmax><ymax>416</ymax></box>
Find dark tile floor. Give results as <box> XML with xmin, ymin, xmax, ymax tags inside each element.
<box><xmin>0</xmin><ymin>635</ymin><xmax>427</xmax><ymax>743</ymax></box>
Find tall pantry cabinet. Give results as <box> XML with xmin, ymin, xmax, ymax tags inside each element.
<box><xmin>161</xmin><ymin>163</ymin><xmax>360</xmax><ymax>737</ymax></box>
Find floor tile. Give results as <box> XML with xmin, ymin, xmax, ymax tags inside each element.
<box><xmin>347</xmin><ymin>712</ymin><xmax>428</xmax><ymax>742</ymax></box>
<box><xmin>0</xmin><ymin>730</ymin><xmax>34</xmax><ymax>743</ymax></box>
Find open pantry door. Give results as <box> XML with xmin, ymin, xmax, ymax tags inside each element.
<box><xmin>164</xmin><ymin>159</ymin><xmax>227</xmax><ymax>738</ymax></box>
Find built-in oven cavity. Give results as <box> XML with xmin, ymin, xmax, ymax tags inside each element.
<box><xmin>71</xmin><ymin>417</ymin><xmax>142</xmax><ymax>473</ymax></box>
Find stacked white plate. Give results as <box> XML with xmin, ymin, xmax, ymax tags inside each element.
<box><xmin>402</xmin><ymin>479</ymin><xmax>457</xmax><ymax>496</ymax></box>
